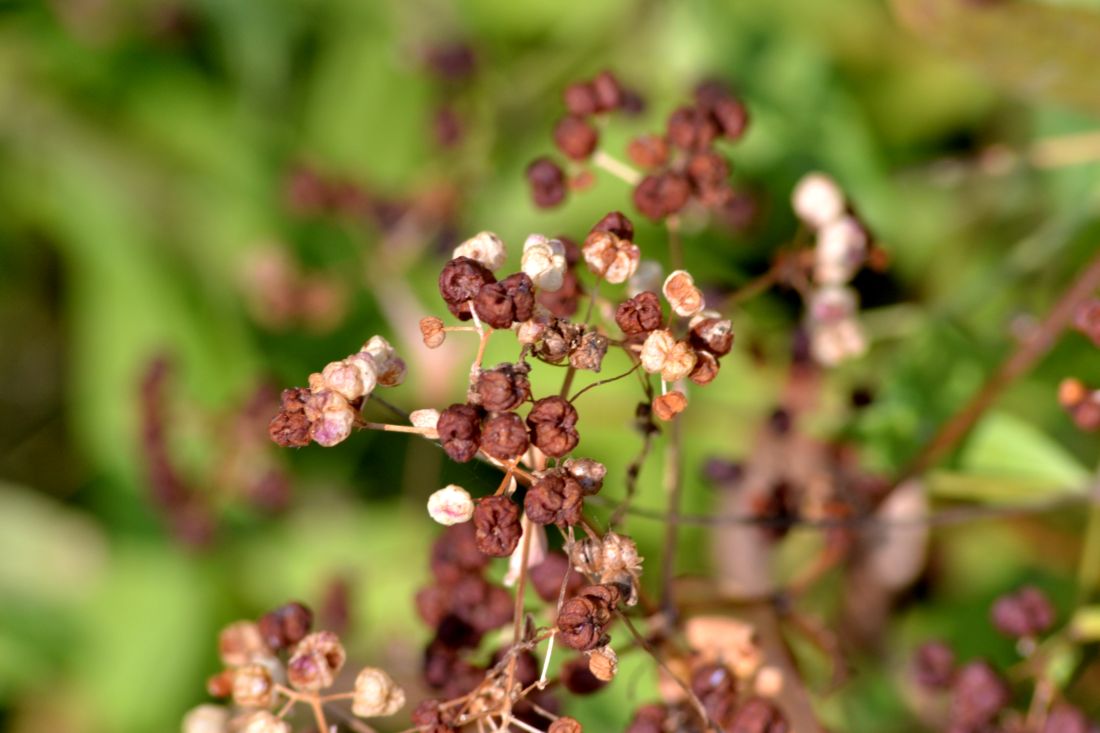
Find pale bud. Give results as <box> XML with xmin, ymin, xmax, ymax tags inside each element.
<box><xmin>582</xmin><ymin>231</ymin><xmax>640</xmax><ymax>284</ymax></box>
<box><xmin>361</xmin><ymin>336</ymin><xmax>406</xmax><ymax>387</ymax></box>
<box><xmin>792</xmin><ymin>172</ymin><xmax>845</xmax><ymax>229</ymax></box>
<box><xmin>628</xmin><ymin>259</ymin><xmax>664</xmax><ymax>297</ymax></box>
<box><xmin>182</xmin><ymin>705</ymin><xmax>229</xmax><ymax>733</ymax></box>
<box><xmin>218</xmin><ymin>621</ymin><xmax>268</xmax><ymax>667</ymax></box>
<box><xmin>454</xmin><ymin>231</ymin><xmax>507</xmax><ymax>271</ymax></box>
<box><xmin>662</xmin><ymin>270</ymin><xmax>705</xmax><ymax>317</ymax></box>
<box><xmin>352</xmin><ymin>667</ymin><xmax>406</xmax><ymax>718</ymax></box>
<box><xmin>521</xmin><ymin>235</ymin><xmax>567</xmax><ymax>291</ymax></box>
<box><xmin>427</xmin><ymin>485</ymin><xmax>475</xmax><ymax>526</ymax></box>
<box><xmin>640</xmin><ymin>329</ymin><xmax>676</xmax><ymax>374</ymax></box>
<box><xmin>312</xmin><ymin>357</ymin><xmax>374</xmax><ymax>402</ymax></box>
<box><xmin>409</xmin><ymin>409</ymin><xmax>441</xmax><ymax>430</ymax></box>
<box><xmin>240</xmin><ymin>711</ymin><xmax>290</xmax><ymax>733</ymax></box>
<box><xmin>814</xmin><ymin>215</ymin><xmax>867</xmax><ymax>285</ymax></box>
<box><xmin>232</xmin><ymin>664</ymin><xmax>275</xmax><ymax>708</ymax></box>
<box><xmin>587</xmin><ymin>646</ymin><xmax>618</xmax><ymax>682</ymax></box>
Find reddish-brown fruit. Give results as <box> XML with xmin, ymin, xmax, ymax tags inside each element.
<box><xmin>615</xmin><ymin>292</ymin><xmax>663</xmax><ymax>336</ymax></box>
<box><xmin>437</xmin><ymin>404</ymin><xmax>482</xmax><ymax>463</ymax></box>
<box><xmin>554</xmin><ymin>116</ymin><xmax>599</xmax><ymax>161</ymax></box>
<box><xmin>527</xmin><ymin>158</ymin><xmax>567</xmax><ymax>208</ymax></box>
<box><xmin>526</xmin><ymin>396</ymin><xmax>580</xmax><ymax>457</ymax></box>
<box><xmin>475</xmin><ymin>363</ymin><xmax>531</xmax><ymax>412</ymax></box>
<box><xmin>473</xmin><ymin>495</ymin><xmax>522</xmax><ymax>557</ymax></box>
<box><xmin>439</xmin><ymin>257</ymin><xmax>495</xmax><ymax>320</ymax></box>
<box><xmin>627</xmin><ymin>134</ymin><xmax>669</xmax><ymax>169</ymax></box>
<box><xmin>480</xmin><ymin>412</ymin><xmax>530</xmax><ymax>460</ymax></box>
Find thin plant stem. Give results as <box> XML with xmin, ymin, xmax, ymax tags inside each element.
<box><xmin>592</xmin><ymin>150</ymin><xmax>642</xmax><ymax>186</ymax></box>
<box><xmin>660</xmin><ymin>415</ymin><xmax>683</xmax><ymax>620</ymax></box>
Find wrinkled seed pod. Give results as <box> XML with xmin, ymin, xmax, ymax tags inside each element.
<box><xmin>419</xmin><ymin>316</ymin><xmax>446</xmax><ymax>348</ymax></box>
<box><xmin>588</xmin><ymin>645</ymin><xmax>618</xmax><ymax>681</ymax></box>
<box><xmin>436</xmin><ymin>403</ymin><xmax>482</xmax><ymax>463</ymax></box>
<box><xmin>590</xmin><ymin>210</ymin><xmax>635</xmax><ymax>241</ymax></box>
<box><xmin>232</xmin><ymin>664</ymin><xmax>275</xmax><ymax>708</ymax></box>
<box><xmin>627</xmin><ymin>134</ymin><xmax>668</xmax><ymax>169</ymax></box>
<box><xmin>287</xmin><ymin>631</ymin><xmax>346</xmax><ymax>691</ymax></box>
<box><xmin>689</xmin><ymin>350</ymin><xmax>720</xmax><ymax>386</ymax></box>
<box><xmin>352</xmin><ymin>667</ymin><xmax>407</xmax><ymax>718</ymax></box>
<box><xmin>257</xmin><ymin>602</ymin><xmax>313</xmax><ymax>652</ymax></box>
<box><xmin>554</xmin><ymin>115</ymin><xmax>599</xmax><ymax>161</ymax></box>
<box><xmin>662</xmin><ymin>270</ymin><xmax>705</xmax><ymax>318</ymax></box>
<box><xmin>640</xmin><ymin>329</ymin><xmax>675</xmax><ymax>374</ymax></box>
<box><xmin>481</xmin><ymin>412</ymin><xmax>531</xmax><ymax>460</ymax></box>
<box><xmin>527</xmin><ymin>158</ymin><xmax>567</xmax><ymax>209</ymax></box>
<box><xmin>569</xmin><ymin>331</ymin><xmax>608</xmax><ymax>372</ymax></box>
<box><xmin>473</xmin><ymin>495</ymin><xmax>523</xmax><ymax>557</ymax></box>
<box><xmin>526</xmin><ymin>396</ymin><xmax>580</xmax><ymax>457</ymax></box>
<box><xmin>219</xmin><ymin>621</ymin><xmax>269</xmax><ymax>666</ymax></box>
<box><xmin>615</xmin><ymin>291</ymin><xmax>663</xmax><ymax>336</ymax></box>
<box><xmin>653</xmin><ymin>391</ymin><xmax>688</xmax><ymax>421</ymax></box>
<box><xmin>475</xmin><ymin>364</ymin><xmax>531</xmax><ymax>412</ymax></box>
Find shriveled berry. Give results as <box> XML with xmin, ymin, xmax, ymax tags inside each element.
<box><xmin>475</xmin><ymin>363</ymin><xmax>531</xmax><ymax>412</ymax></box>
<box><xmin>481</xmin><ymin>412</ymin><xmax>530</xmax><ymax>460</ymax></box>
<box><xmin>616</xmin><ymin>292</ymin><xmax>663</xmax><ymax>336</ymax></box>
<box><xmin>527</xmin><ymin>157</ymin><xmax>567</xmax><ymax>208</ymax></box>
<box><xmin>473</xmin><ymin>495</ymin><xmax>522</xmax><ymax>557</ymax></box>
<box><xmin>627</xmin><ymin>134</ymin><xmax>668</xmax><ymax>169</ymax></box>
<box><xmin>258</xmin><ymin>602</ymin><xmax>313</xmax><ymax>651</ymax></box>
<box><xmin>554</xmin><ymin>116</ymin><xmax>599</xmax><ymax>161</ymax></box>
<box><xmin>557</xmin><ymin>584</ymin><xmax>621</xmax><ymax>651</ymax></box>
<box><xmin>269</xmin><ymin>388</ymin><xmax>312</xmax><ymax>448</ymax></box>
<box><xmin>437</xmin><ymin>404</ymin><xmax>482</xmax><ymax>463</ymax></box>
<box><xmin>589</xmin><ymin>210</ymin><xmax>635</xmax><ymax>241</ymax></box>
<box><xmin>525</xmin><ymin>470</ymin><xmax>584</xmax><ymax>527</ymax></box>
<box><xmin>439</xmin><ymin>257</ymin><xmax>495</xmax><ymax>320</ymax></box>
<box><xmin>527</xmin><ymin>396</ymin><xmax>580</xmax><ymax>457</ymax></box>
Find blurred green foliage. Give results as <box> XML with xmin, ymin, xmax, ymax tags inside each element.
<box><xmin>1</xmin><ymin>0</ymin><xmax>1099</xmax><ymax>731</ymax></box>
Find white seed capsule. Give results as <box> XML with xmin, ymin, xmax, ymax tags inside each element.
<box><xmin>427</xmin><ymin>485</ymin><xmax>475</xmax><ymax>525</ymax></box>
<box><xmin>792</xmin><ymin>172</ymin><xmax>845</xmax><ymax>229</ymax></box>
<box><xmin>521</xmin><ymin>234</ymin><xmax>567</xmax><ymax>291</ymax></box>
<box><xmin>814</xmin><ymin>215</ymin><xmax>867</xmax><ymax>285</ymax></box>
<box><xmin>352</xmin><ymin>667</ymin><xmax>407</xmax><ymax>718</ymax></box>
<box><xmin>662</xmin><ymin>270</ymin><xmax>705</xmax><ymax>317</ymax></box>
<box><xmin>454</xmin><ymin>231</ymin><xmax>507</xmax><ymax>271</ymax></box>
<box><xmin>640</xmin><ymin>329</ymin><xmax>676</xmax><ymax>374</ymax></box>
<box><xmin>361</xmin><ymin>336</ymin><xmax>406</xmax><ymax>387</ymax></box>
<box><xmin>182</xmin><ymin>705</ymin><xmax>229</xmax><ymax>733</ymax></box>
<box><xmin>409</xmin><ymin>408</ymin><xmax>441</xmax><ymax>430</ymax></box>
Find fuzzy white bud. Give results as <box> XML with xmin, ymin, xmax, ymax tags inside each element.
<box><xmin>352</xmin><ymin>667</ymin><xmax>406</xmax><ymax>718</ymax></box>
<box><xmin>427</xmin><ymin>485</ymin><xmax>475</xmax><ymax>525</ymax></box>
<box><xmin>453</xmin><ymin>231</ymin><xmax>507</xmax><ymax>271</ymax></box>
<box><xmin>792</xmin><ymin>172</ymin><xmax>845</xmax><ymax>230</ymax></box>
<box><xmin>814</xmin><ymin>215</ymin><xmax>867</xmax><ymax>285</ymax></box>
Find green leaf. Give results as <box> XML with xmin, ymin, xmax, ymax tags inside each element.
<box><xmin>958</xmin><ymin>411</ymin><xmax>1090</xmax><ymax>494</ymax></box>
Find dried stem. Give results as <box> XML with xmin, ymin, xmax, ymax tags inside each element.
<box><xmin>660</xmin><ymin>415</ymin><xmax>684</xmax><ymax>620</ymax></box>
<box><xmin>592</xmin><ymin>150</ymin><xmax>642</xmax><ymax>186</ymax></box>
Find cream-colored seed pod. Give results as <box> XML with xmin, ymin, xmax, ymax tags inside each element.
<box><xmin>639</xmin><ymin>329</ymin><xmax>675</xmax><ymax>374</ymax></box>
<box><xmin>361</xmin><ymin>335</ymin><xmax>406</xmax><ymax>387</ymax></box>
<box><xmin>182</xmin><ymin>704</ymin><xmax>230</xmax><ymax>733</ymax></box>
<box><xmin>232</xmin><ymin>664</ymin><xmax>275</xmax><ymax>709</ymax></box>
<box><xmin>352</xmin><ymin>667</ymin><xmax>407</xmax><ymax>718</ymax></box>
<box><xmin>660</xmin><ymin>341</ymin><xmax>697</xmax><ymax>383</ymax></box>
<box><xmin>521</xmin><ymin>235</ymin><xmax>567</xmax><ymax>291</ymax></box>
<box><xmin>240</xmin><ymin>711</ymin><xmax>290</xmax><ymax>733</ymax></box>
<box><xmin>427</xmin><ymin>485</ymin><xmax>475</xmax><ymax>525</ymax></box>
<box><xmin>588</xmin><ymin>646</ymin><xmax>618</xmax><ymax>682</ymax></box>
<box><xmin>662</xmin><ymin>270</ymin><xmax>705</xmax><ymax>318</ymax></box>
<box><xmin>453</xmin><ymin>231</ymin><xmax>507</xmax><ymax>271</ymax></box>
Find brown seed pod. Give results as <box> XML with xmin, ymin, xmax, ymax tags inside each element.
<box><xmin>526</xmin><ymin>396</ymin><xmax>580</xmax><ymax>457</ymax></box>
<box><xmin>472</xmin><ymin>282</ymin><xmax>518</xmax><ymax>330</ymax></box>
<box><xmin>527</xmin><ymin>157</ymin><xmax>567</xmax><ymax>209</ymax></box>
<box><xmin>569</xmin><ymin>331</ymin><xmax>609</xmax><ymax>372</ymax></box>
<box><xmin>690</xmin><ymin>316</ymin><xmax>734</xmax><ymax>356</ymax></box>
<box><xmin>690</xmin><ymin>350</ymin><xmax>720</xmax><ymax>386</ymax></box>
<box><xmin>554</xmin><ymin>115</ymin><xmax>599</xmax><ymax>161</ymax></box>
<box><xmin>627</xmin><ymin>134</ymin><xmax>668</xmax><ymax>169</ymax></box>
<box><xmin>218</xmin><ymin>621</ymin><xmax>269</xmax><ymax>667</ymax></box>
<box><xmin>549</xmin><ymin>717</ymin><xmax>584</xmax><ymax>733</ymax></box>
<box><xmin>269</xmin><ymin>388</ymin><xmax>312</xmax><ymax>448</ymax></box>
<box><xmin>473</xmin><ymin>495</ymin><xmax>522</xmax><ymax>557</ymax></box>
<box><xmin>730</xmin><ymin>697</ymin><xmax>788</xmax><ymax>733</ymax></box>
<box><xmin>436</xmin><ymin>404</ymin><xmax>482</xmax><ymax>463</ymax></box>
<box><xmin>592</xmin><ymin>70</ymin><xmax>623</xmax><ymax>112</ymax></box>
<box><xmin>258</xmin><ymin>602</ymin><xmax>313</xmax><ymax>651</ymax></box>
<box><xmin>439</xmin><ymin>257</ymin><xmax>496</xmax><ymax>320</ymax></box>
<box><xmin>480</xmin><ymin>412</ymin><xmax>530</xmax><ymax>460</ymax></box>
<box><xmin>615</xmin><ymin>291</ymin><xmax>663</xmax><ymax>336</ymax></box>
<box><xmin>529</xmin><ymin>551</ymin><xmax>585</xmax><ymax>603</ymax></box>
<box><xmin>500</xmin><ymin>273</ymin><xmax>535</xmax><ymax>322</ymax></box>
<box><xmin>430</xmin><ymin>522</ymin><xmax>490</xmax><ymax>583</ymax></box>
<box><xmin>232</xmin><ymin>664</ymin><xmax>275</xmax><ymax>708</ymax></box>
<box><xmin>524</xmin><ymin>470</ymin><xmax>584</xmax><ymax>527</ymax></box>
<box><xmin>475</xmin><ymin>363</ymin><xmax>531</xmax><ymax>412</ymax></box>
<box><xmin>666</xmin><ymin>105</ymin><xmax>718</xmax><ymax>150</ymax></box>
<box><xmin>287</xmin><ymin>631</ymin><xmax>346</xmax><ymax>691</ymax></box>
<box><xmin>588</xmin><ymin>646</ymin><xmax>618</xmax><ymax>682</ymax></box>
<box><xmin>625</xmin><ymin>704</ymin><xmax>668</xmax><ymax>733</ymax></box>
<box><xmin>653</xmin><ymin>391</ymin><xmax>688</xmax><ymax>421</ymax></box>
<box><xmin>590</xmin><ymin>210</ymin><xmax>635</xmax><ymax>242</ymax></box>
<box><xmin>556</xmin><ymin>584</ymin><xmax>621</xmax><ymax>651</ymax></box>
<box><xmin>419</xmin><ymin>316</ymin><xmax>446</xmax><ymax>348</ymax></box>
<box><xmin>563</xmin><ymin>81</ymin><xmax>599</xmax><ymax>116</ymax></box>
<box><xmin>564</xmin><ymin>458</ymin><xmax>606</xmax><ymax>495</ymax></box>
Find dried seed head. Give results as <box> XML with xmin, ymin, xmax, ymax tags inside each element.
<box><xmin>815</xmin><ymin>215</ymin><xmax>868</xmax><ymax>285</ymax></box>
<box><xmin>590</xmin><ymin>210</ymin><xmax>636</xmax><ymax>242</ymax></box>
<box><xmin>311</xmin><ymin>356</ymin><xmax>377</xmax><ymax>402</ymax></box>
<box><xmin>556</xmin><ymin>584</ymin><xmax>621</xmax><ymax>651</ymax></box>
<box><xmin>640</xmin><ymin>329</ymin><xmax>675</xmax><ymax>374</ymax></box>
<box><xmin>269</xmin><ymin>388</ymin><xmax>312</xmax><ymax>448</ymax></box>
<box><xmin>569</xmin><ymin>331</ymin><xmax>609</xmax><ymax>372</ymax></box>
<box><xmin>521</xmin><ymin>235</ymin><xmax>568</xmax><ymax>291</ymax></box>
<box><xmin>689</xmin><ymin>315</ymin><xmax>734</xmax><ymax>356</ymax></box>
<box><xmin>730</xmin><ymin>698</ymin><xmax>788</xmax><ymax>733</ymax></box>
<box><xmin>453</xmin><ymin>231</ymin><xmax>507</xmax><ymax>272</ymax></box>
<box><xmin>616</xmin><ymin>291</ymin><xmax>663</xmax><ymax>337</ymax></box>
<box><xmin>419</xmin><ymin>316</ymin><xmax>446</xmax><ymax>348</ymax></box>
<box><xmin>473</xmin><ymin>281</ymin><xmax>522</xmax><ymax>329</ymax></box>
<box><xmin>549</xmin><ymin>717</ymin><xmax>584</xmax><ymax>733</ymax></box>
<box><xmin>437</xmin><ymin>403</ymin><xmax>482</xmax><ymax>463</ymax></box>
<box><xmin>352</xmin><ymin>667</ymin><xmax>406</xmax><ymax>718</ymax></box>
<box><xmin>536</xmin><ymin>319</ymin><xmax>585</xmax><ymax>364</ymax></box>
<box><xmin>662</xmin><ymin>341</ymin><xmax>697</xmax><ymax>382</ymax></box>
<box><xmin>473</xmin><ymin>495</ymin><xmax>523</xmax><ymax>557</ymax></box>
<box><xmin>481</xmin><ymin>412</ymin><xmax>530</xmax><ymax>460</ymax></box>
<box><xmin>582</xmin><ymin>230</ymin><xmax>640</xmax><ymax>284</ymax></box>
<box><xmin>410</xmin><ymin>408</ymin><xmax>441</xmax><ymax>430</ymax></box>
<box><xmin>232</xmin><ymin>664</ymin><xmax>275</xmax><ymax>708</ymax></box>
<box><xmin>183</xmin><ymin>704</ymin><xmax>230</xmax><ymax>733</ymax></box>
<box><xmin>627</xmin><ymin>134</ymin><xmax>668</xmax><ymax>169</ymax></box>
<box><xmin>564</xmin><ymin>458</ymin><xmax>606</xmax><ymax>495</ymax></box>
<box><xmin>427</xmin><ymin>485</ymin><xmax>475</xmax><ymax>526</ymax></box>
<box><xmin>689</xmin><ymin>350</ymin><xmax>720</xmax><ymax>386</ymax></box>
<box><xmin>439</xmin><ymin>256</ymin><xmax>496</xmax><ymax>320</ymax></box>
<box><xmin>588</xmin><ymin>645</ymin><xmax>618</xmax><ymax>682</ymax></box>
<box><xmin>218</xmin><ymin>621</ymin><xmax>268</xmax><ymax>667</ymax></box>
<box><xmin>554</xmin><ymin>115</ymin><xmax>599</xmax><ymax>161</ymax></box>
<box><xmin>475</xmin><ymin>363</ymin><xmax>531</xmax><ymax>412</ymax></box>
<box><xmin>361</xmin><ymin>336</ymin><xmax>406</xmax><ymax>387</ymax></box>
<box><xmin>628</xmin><ymin>260</ymin><xmax>664</xmax><ymax>298</ymax></box>
<box><xmin>538</xmin><ymin>266</ymin><xmax>583</xmax><ymax>318</ymax></box>
<box><xmin>662</xmin><ymin>270</ymin><xmax>705</xmax><ymax>318</ymax></box>
<box><xmin>792</xmin><ymin>172</ymin><xmax>845</xmax><ymax>230</ymax></box>
<box><xmin>527</xmin><ymin>157</ymin><xmax>567</xmax><ymax>209</ymax></box>
<box><xmin>653</xmin><ymin>391</ymin><xmax>688</xmax><ymax>421</ymax></box>
<box><xmin>526</xmin><ymin>396</ymin><xmax>580</xmax><ymax>457</ymax></box>
<box><xmin>666</xmin><ymin>105</ymin><xmax>717</xmax><ymax>151</ymax></box>
<box><xmin>258</xmin><ymin>602</ymin><xmax>313</xmax><ymax>651</ymax></box>
<box><xmin>524</xmin><ymin>470</ymin><xmax>584</xmax><ymax>527</ymax></box>
<box><xmin>240</xmin><ymin>711</ymin><xmax>290</xmax><ymax>733</ymax></box>
<box><xmin>287</xmin><ymin>631</ymin><xmax>346</xmax><ymax>691</ymax></box>
<box><xmin>304</xmin><ymin>390</ymin><xmax>357</xmax><ymax>447</ymax></box>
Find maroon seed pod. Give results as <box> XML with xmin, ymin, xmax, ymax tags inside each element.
<box><xmin>589</xmin><ymin>210</ymin><xmax>635</xmax><ymax>242</ymax></box>
<box><xmin>425</xmin><ymin>42</ymin><xmax>476</xmax><ymax>81</ymax></box>
<box><xmin>524</xmin><ymin>470</ymin><xmax>584</xmax><ymax>527</ymax></box>
<box><xmin>712</xmin><ymin>96</ymin><xmax>749</xmax><ymax>141</ymax></box>
<box><xmin>258</xmin><ymin>601</ymin><xmax>314</xmax><ymax>651</ymax></box>
<box><xmin>437</xmin><ymin>403</ymin><xmax>482</xmax><ymax>463</ymax></box>
<box><xmin>529</xmin><ymin>551</ymin><xmax>585</xmax><ymax>603</ymax></box>
<box><xmin>473</xmin><ymin>282</ymin><xmax>517</xmax><ymax>329</ymax></box>
<box><xmin>730</xmin><ymin>697</ymin><xmax>789</xmax><ymax>733</ymax></box>
<box><xmin>537</xmin><ymin>268</ymin><xmax>583</xmax><ymax>318</ymax></box>
<box><xmin>439</xmin><ymin>257</ymin><xmax>496</xmax><ymax>320</ymax></box>
<box><xmin>561</xmin><ymin>656</ymin><xmax>607</xmax><ymax>695</ymax></box>
<box><xmin>452</xmin><ymin>575</ymin><xmax>514</xmax><ymax>632</ymax></box>
<box><xmin>632</xmin><ymin>174</ymin><xmax>666</xmax><ymax>221</ymax></box>
<box><xmin>948</xmin><ymin>661</ymin><xmax>1010</xmax><ymax>731</ymax></box>
<box><xmin>556</xmin><ymin>584</ymin><xmax>620</xmax><ymax>651</ymax></box>
<box><xmin>692</xmin><ymin>662</ymin><xmax>738</xmax><ymax>728</ymax></box>
<box><xmin>473</xmin><ymin>495</ymin><xmax>522</xmax><ymax>557</ymax></box>
<box><xmin>991</xmin><ymin>585</ymin><xmax>1056</xmax><ymax>638</ymax></box>
<box><xmin>563</xmin><ymin>81</ymin><xmax>600</xmax><ymax>116</ymax></box>
<box><xmin>415</xmin><ymin>585</ymin><xmax>452</xmax><ymax>629</ymax></box>
<box><xmin>553</xmin><ymin>115</ymin><xmax>599</xmax><ymax>161</ymax></box>
<box><xmin>411</xmin><ymin>698</ymin><xmax>458</xmax><ymax>733</ymax></box>
<box><xmin>686</xmin><ymin>150</ymin><xmax>730</xmax><ymax>193</ymax></box>
<box><xmin>526</xmin><ymin>157</ymin><xmax>567</xmax><ymax>208</ymax></box>
<box><xmin>626</xmin><ymin>134</ymin><xmax>668</xmax><ymax>169</ymax></box>
<box><xmin>475</xmin><ymin>363</ymin><xmax>531</xmax><ymax>412</ymax></box>
<box><xmin>481</xmin><ymin>412</ymin><xmax>530</xmax><ymax>460</ymax></box>
<box><xmin>569</xmin><ymin>331</ymin><xmax>609</xmax><ymax>372</ymax></box>
<box><xmin>269</xmin><ymin>388</ymin><xmax>312</xmax><ymax>448</ymax></box>
<box><xmin>526</xmin><ymin>396</ymin><xmax>580</xmax><ymax>457</ymax></box>
<box><xmin>689</xmin><ymin>350</ymin><xmax>720</xmax><ymax>386</ymax></box>
<box><xmin>626</xmin><ymin>704</ymin><xmax>668</xmax><ymax>733</ymax></box>
<box><xmin>615</xmin><ymin>291</ymin><xmax>664</xmax><ymax>336</ymax></box>
<box><xmin>657</xmin><ymin>171</ymin><xmax>692</xmax><ymax>215</ymax></box>
<box><xmin>430</xmin><ymin>522</ymin><xmax>490</xmax><ymax>583</ymax></box>
<box><xmin>592</xmin><ymin>70</ymin><xmax>623</xmax><ymax>112</ymax></box>
<box><xmin>666</xmin><ymin>105</ymin><xmax>717</xmax><ymax>151</ymax></box>
<box><xmin>500</xmin><ymin>272</ymin><xmax>535</xmax><ymax>322</ymax></box>
<box><xmin>690</xmin><ymin>317</ymin><xmax>735</xmax><ymax>356</ymax></box>
<box><xmin>911</xmin><ymin>641</ymin><xmax>955</xmax><ymax>690</ymax></box>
